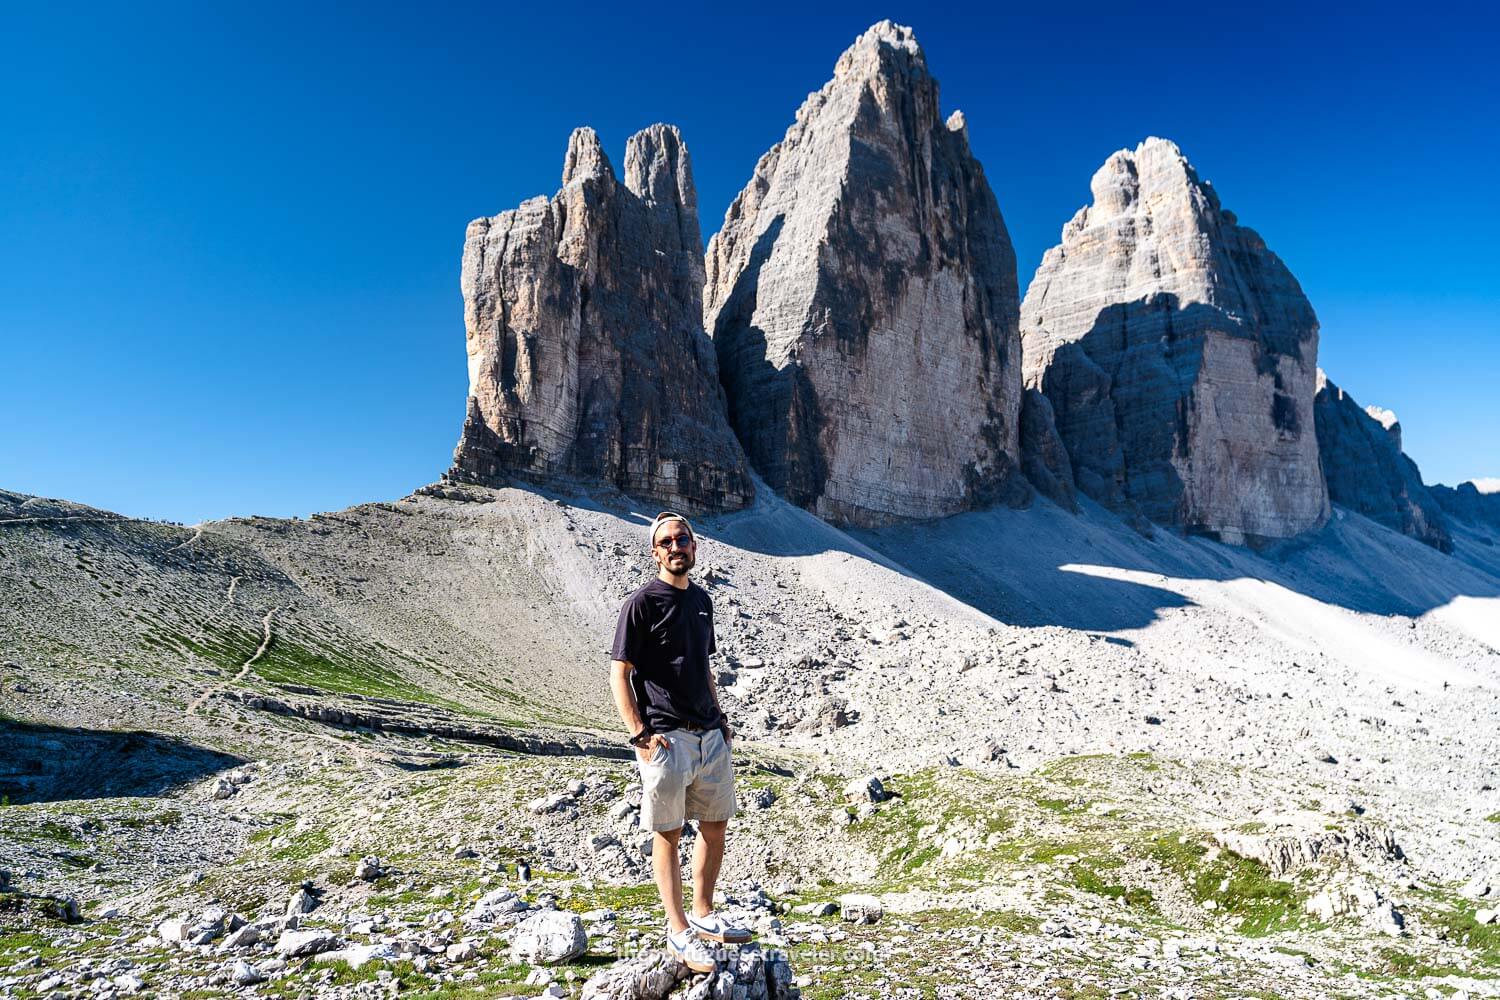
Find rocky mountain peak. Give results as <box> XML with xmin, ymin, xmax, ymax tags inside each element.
<box><xmin>450</xmin><ymin>125</ymin><xmax>752</xmax><ymax>512</ymax></box>
<box><xmin>1364</xmin><ymin>404</ymin><xmax>1402</xmax><ymax>448</ymax></box>
<box><xmin>1091</xmin><ymin>139</ymin><xmax>1197</xmax><ymax>215</ymax></box>
<box><xmin>1021</xmin><ymin>137</ymin><xmax>1328</xmax><ymax>544</ymax></box>
<box><xmin>705</xmin><ymin>22</ymin><xmax>1030</xmax><ymax>526</ymax></box>
<box><xmin>623</xmin><ymin>124</ymin><xmax>691</xmax><ymax>201</ymax></box>
<box><xmin>560</xmin><ymin>126</ymin><xmax>612</xmax><ymax>185</ymax></box>
<box><xmin>833</xmin><ymin>19</ymin><xmax>924</xmax><ymax>75</ymax></box>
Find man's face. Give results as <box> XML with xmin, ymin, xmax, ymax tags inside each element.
<box><xmin>652</xmin><ymin>520</ymin><xmax>696</xmax><ymax>576</ymax></box>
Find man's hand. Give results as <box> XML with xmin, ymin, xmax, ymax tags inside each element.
<box><xmin>718</xmin><ymin>719</ymin><xmax>733</xmax><ymax>746</ymax></box>
<box><xmin>635</xmin><ymin>732</ymin><xmax>671</xmax><ymax>763</ymax></box>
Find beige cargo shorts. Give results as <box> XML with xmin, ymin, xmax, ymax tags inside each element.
<box><xmin>636</xmin><ymin>727</ymin><xmax>736</xmax><ymax>832</ymax></box>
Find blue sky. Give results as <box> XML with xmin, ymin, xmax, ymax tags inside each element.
<box><xmin>3</xmin><ymin>2</ymin><xmax>1495</xmax><ymax>523</ymax></box>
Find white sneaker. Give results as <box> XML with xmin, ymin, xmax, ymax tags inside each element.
<box><xmin>664</xmin><ymin>926</ymin><xmax>718</xmax><ymax>973</ymax></box>
<box><xmin>687</xmin><ymin>910</ymin><xmax>752</xmax><ymax>944</ymax></box>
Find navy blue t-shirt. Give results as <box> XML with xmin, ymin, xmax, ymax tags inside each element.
<box><xmin>610</xmin><ymin>578</ymin><xmax>721</xmax><ymax>733</ymax></box>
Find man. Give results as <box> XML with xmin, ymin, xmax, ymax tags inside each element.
<box><xmin>609</xmin><ymin>510</ymin><xmax>750</xmax><ymax>973</ymax></box>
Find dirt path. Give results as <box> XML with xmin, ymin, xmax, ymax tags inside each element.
<box><xmin>186</xmin><ymin>606</ymin><xmax>278</xmax><ymax>717</ymax></box>
<box><xmin>166</xmin><ymin>523</ymin><xmax>206</xmax><ymax>554</ymax></box>
<box><xmin>195</xmin><ymin>575</ymin><xmax>242</xmax><ymax>640</ymax></box>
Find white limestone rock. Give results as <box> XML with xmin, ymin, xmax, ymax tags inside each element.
<box><xmin>839</xmin><ymin>893</ymin><xmax>883</xmax><ymax>924</ymax></box>
<box><xmin>509</xmin><ymin>910</ymin><xmax>587</xmax><ymax>964</ymax></box>
<box><xmin>275</xmin><ymin>929</ymin><xmax>341</xmax><ymax>957</ymax></box>
<box><xmin>156</xmin><ymin>918</ymin><xmax>189</xmax><ymax>944</ymax></box>
<box><xmin>230</xmin><ymin>960</ymin><xmax>266</xmax><ymax>986</ymax></box>
<box><xmin>1305</xmin><ymin>876</ymin><xmax>1405</xmax><ymax>936</ymax></box>
<box><xmin>1215</xmin><ymin>822</ymin><xmax>1402</xmax><ymax>876</ymax></box>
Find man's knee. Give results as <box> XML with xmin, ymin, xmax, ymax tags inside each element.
<box><xmin>653</xmin><ymin>826</ymin><xmax>684</xmax><ymax>847</ymax></box>
<box><xmin>697</xmin><ymin>819</ymin><xmax>728</xmax><ymax>842</ymax></box>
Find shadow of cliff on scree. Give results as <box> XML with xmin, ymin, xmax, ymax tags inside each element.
<box><xmin>0</xmin><ymin>720</ymin><xmax>246</xmax><ymax>804</ymax></box>
<box><xmin>688</xmin><ymin>288</ymin><xmax>1500</xmax><ymax>633</ymax></box>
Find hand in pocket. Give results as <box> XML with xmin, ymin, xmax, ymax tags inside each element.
<box><xmin>636</xmin><ymin>733</ymin><xmax>670</xmax><ymax>764</ymax></box>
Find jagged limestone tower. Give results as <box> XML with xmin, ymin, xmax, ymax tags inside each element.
<box><xmin>704</xmin><ymin>21</ymin><xmax>1031</xmax><ymax>527</ymax></box>
<box><xmin>450</xmin><ymin>125</ymin><xmax>753</xmax><ymax>513</ymax></box>
<box><xmin>1021</xmin><ymin>137</ymin><xmax>1329</xmax><ymax>544</ymax></box>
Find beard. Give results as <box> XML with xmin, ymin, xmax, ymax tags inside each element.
<box><xmin>663</xmin><ymin>550</ymin><xmax>695</xmax><ymax>576</ymax></box>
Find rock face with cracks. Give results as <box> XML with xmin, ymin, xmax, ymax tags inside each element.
<box><xmin>704</xmin><ymin>21</ymin><xmax>1029</xmax><ymax>527</ymax></box>
<box><xmin>1313</xmin><ymin>370</ymin><xmax>1451</xmax><ymax>551</ymax></box>
<box><xmin>1021</xmin><ymin>137</ymin><xmax>1329</xmax><ymax>544</ymax></box>
<box><xmin>451</xmin><ymin>124</ymin><xmax>753</xmax><ymax>514</ymax></box>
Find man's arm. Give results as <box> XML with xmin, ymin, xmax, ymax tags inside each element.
<box><xmin>705</xmin><ymin>598</ymin><xmax>731</xmax><ymax>743</ymax></box>
<box><xmin>610</xmin><ymin>659</ymin><xmax>668</xmax><ymax>759</ymax></box>
<box><xmin>706</xmin><ymin>667</ymin><xmax>732</xmax><ymax>745</ymax></box>
<box><xmin>609</xmin><ymin>659</ymin><xmax>645</xmax><ymax>736</ymax></box>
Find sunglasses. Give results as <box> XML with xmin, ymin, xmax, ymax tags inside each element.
<box><xmin>651</xmin><ymin>510</ymin><xmax>695</xmax><ymax>551</ymax></box>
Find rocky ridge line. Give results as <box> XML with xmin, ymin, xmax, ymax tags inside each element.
<box><xmin>1313</xmin><ymin>370</ymin><xmax>1451</xmax><ymax>551</ymax></box>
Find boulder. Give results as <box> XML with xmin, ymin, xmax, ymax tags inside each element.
<box><xmin>843</xmin><ymin>775</ymin><xmax>889</xmax><ymax>803</ymax></box>
<box><xmin>111</xmin><ymin>974</ymin><xmax>146</xmax><ymax>994</ymax></box>
<box><xmin>285</xmin><ymin>886</ymin><xmax>317</xmax><ymax>916</ymax></box>
<box><xmin>275</xmin><ymin>929</ymin><xmax>341</xmax><ymax>957</ymax></box>
<box><xmin>445</xmin><ymin>940</ymin><xmax>479</xmax><ymax>962</ymax></box>
<box><xmin>839</xmin><ymin>893</ymin><xmax>883</xmax><ymax>924</ymax></box>
<box><xmin>580</xmin><ymin>949</ymin><xmax>689</xmax><ymax>999</ymax></box>
<box><xmin>216</xmin><ymin>923</ymin><xmax>261</xmax><ymax>952</ymax></box>
<box><xmin>450</xmin><ymin>124</ymin><xmax>752</xmax><ymax>513</ymax></box>
<box><xmin>580</xmin><ymin>941</ymin><xmax>798</xmax><ymax>1000</ymax></box>
<box><xmin>1021</xmin><ymin>137</ymin><xmax>1329</xmax><ymax>544</ymax></box>
<box><xmin>509</xmin><ymin>910</ymin><xmax>588</xmax><ymax>964</ymax></box>
<box><xmin>1313</xmin><ymin>371</ymin><xmax>1451</xmax><ymax>550</ymax></box>
<box><xmin>530</xmin><ymin>792</ymin><xmax>576</xmax><ymax>815</ymax></box>
<box><xmin>39</xmin><ymin>894</ymin><xmax>79</xmax><ymax>923</ymax></box>
<box><xmin>230</xmin><ymin>960</ymin><xmax>266</xmax><ymax>986</ymax></box>
<box><xmin>705</xmin><ymin>21</ymin><xmax>1030</xmax><ymax>526</ymax></box>
<box><xmin>156</xmin><ymin>918</ymin><xmax>190</xmax><ymax>943</ymax></box>
<box><xmin>1459</xmin><ymin>876</ymin><xmax>1494</xmax><ymax>901</ymax></box>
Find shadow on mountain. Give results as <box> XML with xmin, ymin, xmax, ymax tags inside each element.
<box><xmin>0</xmin><ymin>720</ymin><xmax>245</xmax><ymax>804</ymax></box>
<box><xmin>694</xmin><ymin>287</ymin><xmax>1500</xmax><ymax>631</ymax></box>
<box><xmin>709</xmin><ymin>214</ymin><xmax>837</xmax><ymax>512</ymax></box>
<box><xmin>698</xmin><ymin>475</ymin><xmax>1500</xmax><ymax>633</ymax></box>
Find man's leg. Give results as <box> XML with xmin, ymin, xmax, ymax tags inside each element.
<box><xmin>691</xmin><ymin>819</ymin><xmax>727</xmax><ymax>917</ymax></box>
<box><xmin>651</xmin><ymin>826</ymin><xmax>690</xmax><ymax>933</ymax></box>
